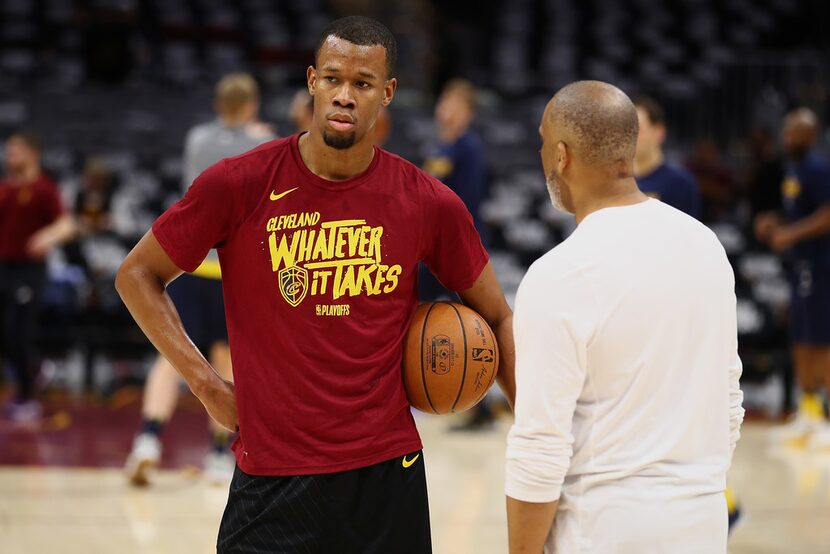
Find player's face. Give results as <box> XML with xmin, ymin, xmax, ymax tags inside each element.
<box><xmin>781</xmin><ymin>116</ymin><xmax>810</xmax><ymax>159</ymax></box>
<box><xmin>435</xmin><ymin>91</ymin><xmax>472</xmax><ymax>132</ymax></box>
<box><xmin>4</xmin><ymin>137</ymin><xmax>37</xmax><ymax>173</ymax></box>
<box><xmin>308</xmin><ymin>36</ymin><xmax>397</xmax><ymax>150</ymax></box>
<box><xmin>635</xmin><ymin>107</ymin><xmax>662</xmax><ymax>157</ymax></box>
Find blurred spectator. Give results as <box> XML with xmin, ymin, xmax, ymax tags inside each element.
<box><xmin>289</xmin><ymin>89</ymin><xmax>314</xmax><ymax>133</ymax></box>
<box><xmin>686</xmin><ymin>139</ymin><xmax>738</xmax><ymax>221</ymax></box>
<box><xmin>0</xmin><ymin>131</ymin><xmax>76</xmax><ymax>421</ymax></box>
<box><xmin>756</xmin><ymin>108</ymin><xmax>830</xmax><ymax>449</ymax></box>
<box><xmin>423</xmin><ymin>79</ymin><xmax>495</xmax><ymax>431</ymax></box>
<box><xmin>745</xmin><ymin>127</ymin><xmax>785</xmax><ymax>221</ymax></box>
<box><xmin>633</xmin><ymin>96</ymin><xmax>701</xmax><ymax>219</ymax></box>
<box><xmin>424</xmin><ymin>79</ymin><xmax>488</xmax><ymax>240</ymax></box>
<box><xmin>125</xmin><ymin>74</ymin><xmax>275</xmax><ymax>486</ymax></box>
<box><xmin>375</xmin><ymin>106</ymin><xmax>392</xmax><ymax>146</ymax></box>
<box><xmin>75</xmin><ymin>157</ymin><xmax>116</xmax><ymax>237</ymax></box>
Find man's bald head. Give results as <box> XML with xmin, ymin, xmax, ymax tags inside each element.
<box><xmin>782</xmin><ymin>107</ymin><xmax>819</xmax><ymax>159</ymax></box>
<box><xmin>545</xmin><ymin>80</ymin><xmax>639</xmax><ymax>171</ymax></box>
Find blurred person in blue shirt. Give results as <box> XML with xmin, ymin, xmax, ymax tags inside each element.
<box><xmin>423</xmin><ymin>79</ymin><xmax>497</xmax><ymax>431</ymax></box>
<box><xmin>424</xmin><ymin>79</ymin><xmax>488</xmax><ymax>241</ymax></box>
<box><xmin>756</xmin><ymin>108</ymin><xmax>830</xmax><ymax>450</ymax></box>
<box><xmin>633</xmin><ymin>96</ymin><xmax>701</xmax><ymax>219</ymax></box>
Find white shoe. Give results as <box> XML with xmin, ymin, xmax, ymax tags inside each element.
<box><xmin>125</xmin><ymin>433</ymin><xmax>162</xmax><ymax>487</ymax></box>
<box><xmin>807</xmin><ymin>423</ymin><xmax>830</xmax><ymax>452</ymax></box>
<box><xmin>204</xmin><ymin>451</ymin><xmax>235</xmax><ymax>486</ymax></box>
<box><xmin>769</xmin><ymin>415</ymin><xmax>818</xmax><ymax>449</ymax></box>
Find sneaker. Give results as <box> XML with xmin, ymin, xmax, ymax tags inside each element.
<box><xmin>125</xmin><ymin>433</ymin><xmax>162</xmax><ymax>487</ymax></box>
<box><xmin>204</xmin><ymin>451</ymin><xmax>235</xmax><ymax>486</ymax></box>
<box><xmin>807</xmin><ymin>423</ymin><xmax>830</xmax><ymax>452</ymax></box>
<box><xmin>769</xmin><ymin>415</ymin><xmax>816</xmax><ymax>448</ymax></box>
<box><xmin>770</xmin><ymin>394</ymin><xmax>825</xmax><ymax>449</ymax></box>
<box><xmin>6</xmin><ymin>400</ymin><xmax>43</xmax><ymax>423</ymax></box>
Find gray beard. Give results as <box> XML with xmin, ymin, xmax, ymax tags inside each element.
<box><xmin>546</xmin><ymin>174</ymin><xmax>570</xmax><ymax>213</ymax></box>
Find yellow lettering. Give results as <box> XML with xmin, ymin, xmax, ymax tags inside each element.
<box><xmin>368</xmin><ymin>226</ymin><xmax>384</xmax><ymax>263</ymax></box>
<box><xmin>384</xmin><ymin>264</ymin><xmax>402</xmax><ymax>293</ymax></box>
<box><xmin>268</xmin><ymin>232</ymin><xmax>299</xmax><ymax>271</ymax></box>
<box><xmin>357</xmin><ymin>226</ymin><xmax>372</xmax><ymax>257</ymax></box>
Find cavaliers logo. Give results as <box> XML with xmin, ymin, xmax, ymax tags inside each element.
<box><xmin>278</xmin><ymin>266</ymin><xmax>308</xmax><ymax>307</ymax></box>
<box><xmin>430</xmin><ymin>335</ymin><xmax>453</xmax><ymax>375</ymax></box>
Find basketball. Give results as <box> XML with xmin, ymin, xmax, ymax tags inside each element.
<box><xmin>402</xmin><ymin>302</ymin><xmax>500</xmax><ymax>414</ymax></box>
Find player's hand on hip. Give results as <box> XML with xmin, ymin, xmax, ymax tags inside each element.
<box><xmin>197</xmin><ymin>377</ymin><xmax>238</xmax><ymax>432</ymax></box>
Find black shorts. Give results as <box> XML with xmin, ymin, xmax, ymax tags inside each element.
<box><xmin>166</xmin><ymin>273</ymin><xmax>228</xmax><ymax>352</ymax></box>
<box><xmin>789</xmin><ymin>263</ymin><xmax>830</xmax><ymax>345</ymax></box>
<box><xmin>217</xmin><ymin>451</ymin><xmax>431</xmax><ymax>554</ymax></box>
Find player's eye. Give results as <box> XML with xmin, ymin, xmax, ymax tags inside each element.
<box><xmin>324</xmin><ymin>76</ymin><xmax>336</xmax><ymax>83</ymax></box>
<box><xmin>356</xmin><ymin>81</ymin><xmax>369</xmax><ymax>88</ymax></box>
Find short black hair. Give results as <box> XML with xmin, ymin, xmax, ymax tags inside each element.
<box><xmin>314</xmin><ymin>16</ymin><xmax>397</xmax><ymax>78</ymax></box>
<box><xmin>9</xmin><ymin>130</ymin><xmax>41</xmax><ymax>152</ymax></box>
<box><xmin>632</xmin><ymin>96</ymin><xmax>665</xmax><ymax>125</ymax></box>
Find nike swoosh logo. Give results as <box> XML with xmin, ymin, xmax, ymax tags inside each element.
<box><xmin>270</xmin><ymin>187</ymin><xmax>298</xmax><ymax>201</ymax></box>
<box><xmin>402</xmin><ymin>453</ymin><xmax>420</xmax><ymax>468</ymax></box>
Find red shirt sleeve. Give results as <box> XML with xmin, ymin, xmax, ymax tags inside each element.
<box><xmin>420</xmin><ymin>174</ymin><xmax>489</xmax><ymax>291</ymax></box>
<box><xmin>152</xmin><ymin>160</ymin><xmax>243</xmax><ymax>272</ymax></box>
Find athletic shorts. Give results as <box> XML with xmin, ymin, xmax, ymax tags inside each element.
<box><xmin>790</xmin><ymin>263</ymin><xmax>830</xmax><ymax>345</ymax></box>
<box><xmin>217</xmin><ymin>451</ymin><xmax>431</xmax><ymax>554</ymax></box>
<box><xmin>166</xmin><ymin>273</ymin><xmax>228</xmax><ymax>352</ymax></box>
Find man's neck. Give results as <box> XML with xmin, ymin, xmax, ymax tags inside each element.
<box><xmin>633</xmin><ymin>149</ymin><xmax>663</xmax><ymax>177</ymax></box>
<box><xmin>574</xmin><ymin>178</ymin><xmax>649</xmax><ymax>225</ymax></box>
<box><xmin>8</xmin><ymin>166</ymin><xmax>41</xmax><ymax>185</ymax></box>
<box><xmin>439</xmin><ymin>123</ymin><xmax>469</xmax><ymax>144</ymax></box>
<box><xmin>298</xmin><ymin>130</ymin><xmax>375</xmax><ymax>182</ymax></box>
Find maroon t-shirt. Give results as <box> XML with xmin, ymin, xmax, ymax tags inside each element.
<box><xmin>0</xmin><ymin>175</ymin><xmax>64</xmax><ymax>262</ymax></box>
<box><xmin>153</xmin><ymin>134</ymin><xmax>489</xmax><ymax>475</ymax></box>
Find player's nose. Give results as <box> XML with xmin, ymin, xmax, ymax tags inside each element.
<box><xmin>332</xmin><ymin>83</ymin><xmax>355</xmax><ymax>108</ymax></box>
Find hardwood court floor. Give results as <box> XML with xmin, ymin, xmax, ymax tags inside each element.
<box><xmin>1</xmin><ymin>415</ymin><xmax>830</xmax><ymax>553</ymax></box>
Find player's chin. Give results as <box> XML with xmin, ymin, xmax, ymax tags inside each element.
<box><xmin>322</xmin><ymin>129</ymin><xmax>358</xmax><ymax>150</ymax></box>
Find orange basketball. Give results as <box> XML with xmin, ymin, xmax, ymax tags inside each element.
<box><xmin>402</xmin><ymin>302</ymin><xmax>500</xmax><ymax>414</ymax></box>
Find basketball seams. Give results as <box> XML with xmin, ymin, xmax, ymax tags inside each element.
<box><xmin>420</xmin><ymin>302</ymin><xmax>439</xmax><ymax>414</ymax></box>
<box><xmin>447</xmin><ymin>302</ymin><xmax>468</xmax><ymax>413</ymax></box>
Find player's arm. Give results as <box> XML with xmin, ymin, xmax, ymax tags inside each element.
<box><xmin>458</xmin><ymin>262</ymin><xmax>516</xmax><ymax>409</ymax></box>
<box><xmin>27</xmin><ymin>214</ymin><xmax>77</xmax><ymax>257</ymax></box>
<box><xmin>507</xmin><ymin>497</ymin><xmax>558</xmax><ymax>553</ymax></box>
<box><xmin>115</xmin><ymin>230</ymin><xmax>237</xmax><ymax>430</ymax></box>
<box><xmin>770</xmin><ymin>202</ymin><xmax>830</xmax><ymax>252</ymax></box>
<box><xmin>505</xmin><ymin>261</ymin><xmax>591</xmax><ymax>552</ymax></box>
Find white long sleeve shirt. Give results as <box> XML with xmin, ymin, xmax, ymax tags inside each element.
<box><xmin>506</xmin><ymin>199</ymin><xmax>744</xmax><ymax>553</ymax></box>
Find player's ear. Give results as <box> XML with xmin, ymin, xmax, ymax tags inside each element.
<box><xmin>557</xmin><ymin>141</ymin><xmax>569</xmax><ymax>173</ymax></box>
<box><xmin>307</xmin><ymin>66</ymin><xmax>316</xmax><ymax>96</ymax></box>
<box><xmin>381</xmin><ymin>77</ymin><xmax>397</xmax><ymax>107</ymax></box>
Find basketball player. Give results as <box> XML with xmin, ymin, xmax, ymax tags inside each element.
<box><xmin>116</xmin><ymin>16</ymin><xmax>515</xmax><ymax>553</ymax></box>
<box><xmin>1</xmin><ymin>132</ymin><xmax>76</xmax><ymax>422</ymax></box>
<box><xmin>633</xmin><ymin>96</ymin><xmax>701</xmax><ymax>219</ymax></box>
<box><xmin>124</xmin><ymin>73</ymin><xmax>274</xmax><ymax>486</ymax></box>
<box><xmin>505</xmin><ymin>81</ymin><xmax>743</xmax><ymax>553</ymax></box>
<box><xmin>756</xmin><ymin>108</ymin><xmax>830</xmax><ymax>449</ymax></box>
